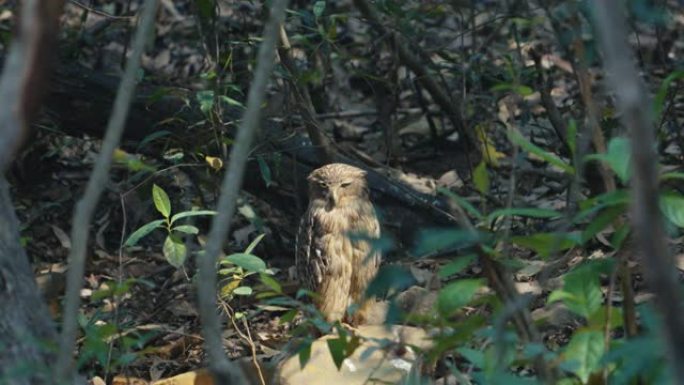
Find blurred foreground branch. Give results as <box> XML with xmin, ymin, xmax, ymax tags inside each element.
<box><xmin>55</xmin><ymin>0</ymin><xmax>160</xmax><ymax>381</ymax></box>
<box><xmin>195</xmin><ymin>0</ymin><xmax>288</xmax><ymax>384</ymax></box>
<box><xmin>594</xmin><ymin>1</ymin><xmax>684</xmax><ymax>382</ymax></box>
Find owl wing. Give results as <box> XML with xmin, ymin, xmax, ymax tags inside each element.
<box><xmin>350</xmin><ymin>206</ymin><xmax>382</xmax><ymax>300</ymax></box>
<box><xmin>295</xmin><ymin>208</ymin><xmax>325</xmax><ymax>292</ymax></box>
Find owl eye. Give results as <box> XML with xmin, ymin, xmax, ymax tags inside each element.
<box><xmin>340</xmin><ymin>182</ymin><xmax>352</xmax><ymax>188</ymax></box>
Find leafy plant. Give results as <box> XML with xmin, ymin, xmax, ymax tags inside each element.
<box><xmin>217</xmin><ymin>233</ymin><xmax>277</xmax><ymax>300</ymax></box>
<box><xmin>124</xmin><ymin>184</ymin><xmax>216</xmax><ymax>267</ymax></box>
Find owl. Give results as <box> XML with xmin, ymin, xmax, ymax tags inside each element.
<box><xmin>295</xmin><ymin>163</ymin><xmax>381</xmax><ymax>325</ymax></box>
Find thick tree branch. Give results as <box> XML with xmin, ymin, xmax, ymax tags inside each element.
<box><xmin>594</xmin><ymin>1</ymin><xmax>684</xmax><ymax>382</ymax></box>
<box><xmin>0</xmin><ymin>1</ymin><xmax>65</xmax><ymax>384</ymax></box>
<box><xmin>196</xmin><ymin>1</ymin><xmax>288</xmax><ymax>384</ymax></box>
<box><xmin>55</xmin><ymin>0</ymin><xmax>160</xmax><ymax>381</ymax></box>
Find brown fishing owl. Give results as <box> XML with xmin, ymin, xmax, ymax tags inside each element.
<box><xmin>295</xmin><ymin>163</ymin><xmax>381</xmax><ymax>325</ymax></box>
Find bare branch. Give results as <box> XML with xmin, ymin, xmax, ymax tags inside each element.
<box><xmin>593</xmin><ymin>1</ymin><xmax>684</xmax><ymax>381</ymax></box>
<box><xmin>55</xmin><ymin>0</ymin><xmax>160</xmax><ymax>381</ymax></box>
<box><xmin>195</xmin><ymin>1</ymin><xmax>288</xmax><ymax>384</ymax></box>
<box><xmin>353</xmin><ymin>0</ymin><xmax>474</xmax><ymax>152</ymax></box>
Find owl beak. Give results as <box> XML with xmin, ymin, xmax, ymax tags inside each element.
<box><xmin>327</xmin><ymin>188</ymin><xmax>340</xmax><ymax>207</ymax></box>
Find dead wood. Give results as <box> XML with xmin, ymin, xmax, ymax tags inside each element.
<box><xmin>32</xmin><ymin>58</ymin><xmax>460</xmax><ymax>252</ymax></box>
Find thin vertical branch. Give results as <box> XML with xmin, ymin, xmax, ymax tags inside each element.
<box><xmin>593</xmin><ymin>2</ymin><xmax>684</xmax><ymax>382</ymax></box>
<box><xmin>195</xmin><ymin>1</ymin><xmax>288</xmax><ymax>384</ymax></box>
<box><xmin>55</xmin><ymin>0</ymin><xmax>160</xmax><ymax>381</ymax></box>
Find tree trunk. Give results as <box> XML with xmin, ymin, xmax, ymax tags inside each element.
<box><xmin>0</xmin><ymin>178</ymin><xmax>58</xmax><ymax>385</ymax></box>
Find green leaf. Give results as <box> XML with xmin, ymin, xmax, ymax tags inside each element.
<box><xmin>219</xmin><ymin>95</ymin><xmax>245</xmax><ymax>108</ymax></box>
<box><xmin>280</xmin><ymin>309</ymin><xmax>298</xmax><ymax>324</ymax></box>
<box><xmin>490</xmin><ymin>83</ymin><xmax>534</xmax><ymax>96</ymax></box>
<box><xmin>584</xmin><ymin>137</ymin><xmax>631</xmax><ymax>183</ymax></box>
<box><xmin>152</xmin><ymin>184</ymin><xmax>171</xmax><ymax>218</ymax></box>
<box><xmin>124</xmin><ymin>219</ymin><xmax>165</xmax><ymax>247</ymax></box>
<box><xmin>457</xmin><ymin>347</ymin><xmax>485</xmax><ymax>368</ymax></box>
<box><xmin>326</xmin><ymin>334</ymin><xmax>360</xmax><ymax>370</ymax></box>
<box><xmin>260</xmin><ymin>273</ymin><xmax>281</xmax><ymax>293</ymax></box>
<box><xmin>170</xmin><ymin>210</ymin><xmax>216</xmax><ymax>225</ymax></box>
<box><xmin>561</xmin><ymin>330</ymin><xmax>605</xmax><ymax>383</ymax></box>
<box><xmin>244</xmin><ymin>233</ymin><xmax>266</xmax><ymax>254</ymax></box>
<box><xmin>298</xmin><ymin>340</ymin><xmax>312</xmax><ymax>369</ymax></box>
<box><xmin>473</xmin><ymin>161</ymin><xmax>490</xmax><ymax>195</ymax></box>
<box><xmin>486</xmin><ymin>207</ymin><xmax>561</xmax><ymax>227</ymax></box>
<box><xmin>438</xmin><ymin>254</ymin><xmax>477</xmax><ymax>278</ymax></box>
<box><xmin>366</xmin><ymin>265</ymin><xmax>416</xmax><ymax>297</ymax></box>
<box><xmin>256</xmin><ymin>156</ymin><xmax>273</xmax><ymax>187</ymax></box>
<box><xmin>654</xmin><ymin>70</ymin><xmax>684</xmax><ymax>122</ymax></box>
<box><xmin>224</xmin><ymin>253</ymin><xmax>267</xmax><ymax>272</ymax></box>
<box><xmin>587</xmin><ymin>306</ymin><xmax>623</xmax><ymax>330</ymax></box>
<box><xmin>550</xmin><ymin>260</ymin><xmax>611</xmax><ymax>318</ymax></box>
<box><xmin>660</xmin><ymin>192</ymin><xmax>684</xmax><ymax>227</ymax></box>
<box><xmin>196</xmin><ymin>90</ymin><xmax>215</xmax><ymax>116</ymax></box>
<box><xmin>510</xmin><ymin>232</ymin><xmax>580</xmax><ymax>258</ymax></box>
<box><xmin>578</xmin><ymin>189</ymin><xmax>630</xmax><ymax>213</ymax></box>
<box><xmin>326</xmin><ymin>338</ymin><xmax>347</xmax><ymax>370</ymax></box>
<box><xmin>195</xmin><ymin>0</ymin><xmax>215</xmax><ymax>19</ymax></box>
<box><xmin>163</xmin><ymin>234</ymin><xmax>186</xmax><ymax>268</ymax></box>
<box><xmin>438</xmin><ymin>187</ymin><xmax>483</xmax><ymax>220</ymax></box>
<box><xmin>581</xmin><ymin>204</ymin><xmax>627</xmax><ymax>244</ymax></box>
<box><xmin>233</xmin><ymin>286</ymin><xmax>253</xmax><ymax>296</ymax></box>
<box><xmin>173</xmin><ymin>225</ymin><xmax>199</xmax><ymax>235</ymax></box>
<box><xmin>660</xmin><ymin>171</ymin><xmax>684</xmax><ymax>181</ymax></box>
<box><xmin>137</xmin><ymin>130</ymin><xmax>172</xmax><ymax>152</ymax></box>
<box><xmin>313</xmin><ymin>1</ymin><xmax>326</xmax><ymax>18</ymax></box>
<box><xmin>413</xmin><ymin>228</ymin><xmax>483</xmax><ymax>256</ymax></box>
<box><xmin>437</xmin><ymin>279</ymin><xmax>484</xmax><ymax>316</ymax></box>
<box><xmin>507</xmin><ymin>129</ymin><xmax>574</xmax><ymax>174</ymax></box>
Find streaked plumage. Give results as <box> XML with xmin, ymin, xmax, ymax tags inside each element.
<box><xmin>295</xmin><ymin>163</ymin><xmax>381</xmax><ymax>324</ymax></box>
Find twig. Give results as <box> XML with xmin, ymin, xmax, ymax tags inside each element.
<box><xmin>594</xmin><ymin>2</ymin><xmax>684</xmax><ymax>383</ymax></box>
<box><xmin>195</xmin><ymin>1</ymin><xmax>288</xmax><ymax>384</ymax></box>
<box><xmin>529</xmin><ymin>47</ymin><xmax>568</xmax><ymax>147</ymax></box>
<box><xmin>68</xmin><ymin>0</ymin><xmax>134</xmax><ymax>20</ymax></box>
<box><xmin>54</xmin><ymin>0</ymin><xmax>160</xmax><ymax>381</ymax></box>
<box><xmin>444</xmin><ymin>190</ymin><xmax>558</xmax><ymax>383</ymax></box>
<box><xmin>277</xmin><ymin>26</ymin><xmax>335</xmax><ymax>164</ymax></box>
<box><xmin>353</xmin><ymin>0</ymin><xmax>474</xmax><ymax>155</ymax></box>
<box><xmin>220</xmin><ymin>301</ymin><xmax>267</xmax><ymax>385</ymax></box>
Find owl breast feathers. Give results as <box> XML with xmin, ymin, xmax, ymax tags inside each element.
<box><xmin>295</xmin><ymin>163</ymin><xmax>381</xmax><ymax>324</ymax></box>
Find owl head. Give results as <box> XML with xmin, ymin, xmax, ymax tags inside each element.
<box><xmin>307</xmin><ymin>163</ymin><xmax>369</xmax><ymax>208</ymax></box>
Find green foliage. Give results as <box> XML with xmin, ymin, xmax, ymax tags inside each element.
<box><xmin>77</xmin><ymin>280</ymin><xmax>157</xmax><ymax>374</ymax></box>
<box><xmin>507</xmin><ymin>128</ymin><xmax>575</xmax><ymax>174</ymax></box>
<box><xmin>561</xmin><ymin>330</ymin><xmax>605</xmax><ymax>383</ymax></box>
<box><xmin>585</xmin><ymin>137</ymin><xmax>631</xmax><ymax>183</ymax></box>
<box><xmin>473</xmin><ymin>161</ymin><xmax>490</xmax><ymax>195</ymax></box>
<box><xmin>326</xmin><ymin>325</ymin><xmax>361</xmax><ymax>370</ymax></box>
<box><xmin>124</xmin><ymin>184</ymin><xmax>216</xmax><ymax>267</ymax></box>
<box><xmin>549</xmin><ymin>260</ymin><xmax>612</xmax><ymax>319</ymax></box>
<box><xmin>659</xmin><ymin>191</ymin><xmax>684</xmax><ymax>228</ymax></box>
<box><xmin>437</xmin><ymin>279</ymin><xmax>484</xmax><ymax>317</ymax></box>
<box><xmin>218</xmin><ymin>233</ymin><xmax>276</xmax><ymax>300</ymax></box>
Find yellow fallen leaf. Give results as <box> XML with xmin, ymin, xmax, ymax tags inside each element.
<box><xmin>205</xmin><ymin>156</ymin><xmax>223</xmax><ymax>171</ymax></box>
<box><xmin>475</xmin><ymin>123</ymin><xmax>505</xmax><ymax>167</ymax></box>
